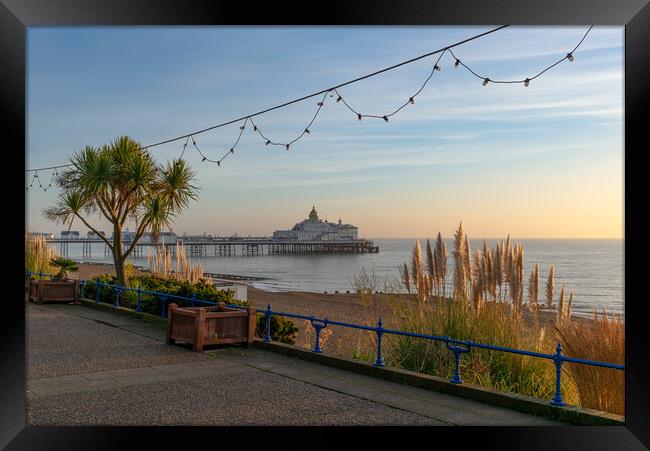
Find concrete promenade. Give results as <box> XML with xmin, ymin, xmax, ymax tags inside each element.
<box><xmin>26</xmin><ymin>303</ymin><xmax>560</xmax><ymax>426</ymax></box>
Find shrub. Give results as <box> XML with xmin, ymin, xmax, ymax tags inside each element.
<box><xmin>82</xmin><ymin>274</ymin><xmax>117</xmax><ymax>303</ymax></box>
<box><xmin>82</xmin><ymin>273</ymin><xmax>248</xmax><ymax>316</ymax></box>
<box><xmin>49</xmin><ymin>257</ymin><xmax>79</xmax><ymax>280</ymax></box>
<box><xmin>255</xmin><ymin>314</ymin><xmax>298</xmax><ymax>345</ymax></box>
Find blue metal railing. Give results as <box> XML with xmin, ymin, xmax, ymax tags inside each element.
<box><xmin>26</xmin><ymin>270</ymin><xmax>624</xmax><ymax>407</ymax></box>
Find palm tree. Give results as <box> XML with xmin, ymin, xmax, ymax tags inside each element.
<box><xmin>49</xmin><ymin>257</ymin><xmax>79</xmax><ymax>280</ymax></box>
<box><xmin>44</xmin><ymin>136</ymin><xmax>198</xmax><ymax>286</ymax></box>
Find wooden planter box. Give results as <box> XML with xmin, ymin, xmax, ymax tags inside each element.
<box><xmin>166</xmin><ymin>302</ymin><xmax>257</xmax><ymax>352</ymax></box>
<box><xmin>29</xmin><ymin>279</ymin><xmax>80</xmax><ymax>304</ymax></box>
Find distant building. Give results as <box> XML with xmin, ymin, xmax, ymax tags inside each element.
<box><xmin>115</xmin><ymin>230</ymin><xmax>178</xmax><ymax>244</ymax></box>
<box><xmin>87</xmin><ymin>231</ymin><xmax>105</xmax><ymax>239</ymax></box>
<box><xmin>272</xmin><ymin>206</ymin><xmax>359</xmax><ymax>241</ymax></box>
<box><xmin>181</xmin><ymin>233</ymin><xmax>214</xmax><ymax>242</ymax></box>
<box><xmin>60</xmin><ymin>230</ymin><xmax>80</xmax><ymax>239</ymax></box>
<box><xmin>148</xmin><ymin>231</ymin><xmax>177</xmax><ymax>244</ymax></box>
<box><xmin>115</xmin><ymin>230</ymin><xmax>136</xmax><ymax>242</ymax></box>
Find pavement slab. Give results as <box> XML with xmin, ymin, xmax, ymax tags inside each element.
<box><xmin>26</xmin><ymin>302</ymin><xmax>563</xmax><ymax>426</ymax></box>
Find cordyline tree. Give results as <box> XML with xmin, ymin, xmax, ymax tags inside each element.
<box><xmin>44</xmin><ymin>136</ymin><xmax>198</xmax><ymax>286</ymax></box>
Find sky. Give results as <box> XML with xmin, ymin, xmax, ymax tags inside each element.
<box><xmin>26</xmin><ymin>26</ymin><xmax>624</xmax><ymax>239</ymax></box>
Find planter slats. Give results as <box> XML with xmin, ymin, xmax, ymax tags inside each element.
<box><xmin>29</xmin><ymin>279</ymin><xmax>80</xmax><ymax>304</ymax></box>
<box><xmin>167</xmin><ymin>302</ymin><xmax>256</xmax><ymax>352</ymax></box>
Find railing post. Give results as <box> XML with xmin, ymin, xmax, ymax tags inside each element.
<box><xmin>445</xmin><ymin>338</ymin><xmax>470</xmax><ymax>384</ymax></box>
<box><xmin>310</xmin><ymin>318</ymin><xmax>327</xmax><ymax>353</ymax></box>
<box><xmin>550</xmin><ymin>342</ymin><xmax>566</xmax><ymax>406</ymax></box>
<box><xmin>95</xmin><ymin>281</ymin><xmax>101</xmax><ymax>303</ymax></box>
<box><xmin>374</xmin><ymin>319</ymin><xmax>385</xmax><ymax>367</ymax></box>
<box><xmin>450</xmin><ymin>348</ymin><xmax>463</xmax><ymax>384</ymax></box>
<box><xmin>264</xmin><ymin>304</ymin><xmax>272</xmax><ymax>342</ymax></box>
<box><xmin>136</xmin><ymin>287</ymin><xmax>142</xmax><ymax>312</ymax></box>
<box><xmin>191</xmin><ymin>293</ymin><xmax>196</xmax><ymax>307</ymax></box>
<box><xmin>161</xmin><ymin>295</ymin><xmax>168</xmax><ymax>319</ymax></box>
<box><xmin>114</xmin><ymin>286</ymin><xmax>121</xmax><ymax>307</ymax></box>
<box><xmin>79</xmin><ymin>280</ymin><xmax>85</xmax><ymax>299</ymax></box>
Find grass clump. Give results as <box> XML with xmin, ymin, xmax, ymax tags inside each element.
<box><xmin>25</xmin><ymin>234</ymin><xmax>57</xmax><ymax>281</ymax></box>
<box><xmin>551</xmin><ymin>310</ymin><xmax>624</xmax><ymax>415</ymax></box>
<box><xmin>386</xmin><ymin>298</ymin><xmax>570</xmax><ymax>402</ymax></box>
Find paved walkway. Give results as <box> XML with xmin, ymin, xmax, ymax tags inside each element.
<box><xmin>26</xmin><ymin>303</ymin><xmax>561</xmax><ymax>426</ymax></box>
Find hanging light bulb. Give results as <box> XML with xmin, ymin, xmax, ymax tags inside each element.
<box><xmin>567</xmin><ymin>53</ymin><xmax>574</xmax><ymax>62</ymax></box>
<box><xmin>454</xmin><ymin>59</ymin><xmax>461</xmax><ymax>68</ymax></box>
<box><xmin>265</xmin><ymin>140</ymin><xmax>270</xmax><ymax>145</ymax></box>
<box><xmin>409</xmin><ymin>97</ymin><xmax>415</xmax><ymax>105</ymax></box>
<box><xmin>317</xmin><ymin>101</ymin><xmax>324</xmax><ymax>107</ymax></box>
<box><xmin>524</xmin><ymin>78</ymin><xmax>530</xmax><ymax>87</ymax></box>
<box><xmin>482</xmin><ymin>78</ymin><xmax>490</xmax><ymax>86</ymax></box>
<box><xmin>191</xmin><ymin>137</ymin><xmax>196</xmax><ymax>145</ymax></box>
<box><xmin>336</xmin><ymin>96</ymin><xmax>342</xmax><ymax>103</ymax></box>
<box><xmin>434</xmin><ymin>64</ymin><xmax>441</xmax><ymax>72</ymax></box>
<box><xmin>253</xmin><ymin>125</ymin><xmax>258</xmax><ymax>132</ymax></box>
<box><xmin>305</xmin><ymin>129</ymin><xmax>310</xmax><ymax>134</ymax></box>
<box><xmin>202</xmin><ymin>157</ymin><xmax>206</xmax><ymax>162</ymax></box>
<box><xmin>217</xmin><ymin>161</ymin><xmax>221</xmax><ymax>167</ymax></box>
<box><xmin>383</xmin><ymin>115</ymin><xmax>389</xmax><ymax>122</ymax></box>
<box><xmin>230</xmin><ymin>148</ymin><xmax>234</xmax><ymax>154</ymax></box>
<box><xmin>357</xmin><ymin>113</ymin><xmax>362</xmax><ymax>121</ymax></box>
<box><xmin>286</xmin><ymin>144</ymin><xmax>290</xmax><ymax>150</ymax></box>
<box><xmin>240</xmin><ymin>125</ymin><xmax>245</xmax><ymax>130</ymax></box>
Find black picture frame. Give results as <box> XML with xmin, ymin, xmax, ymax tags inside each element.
<box><xmin>3</xmin><ymin>0</ymin><xmax>648</xmax><ymax>449</ymax></box>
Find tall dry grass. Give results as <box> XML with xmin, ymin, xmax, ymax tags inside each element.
<box><xmin>546</xmin><ymin>265</ymin><xmax>555</xmax><ymax>308</ymax></box>
<box><xmin>434</xmin><ymin>232</ymin><xmax>448</xmax><ymax>297</ymax></box>
<box><xmin>146</xmin><ymin>240</ymin><xmax>207</xmax><ymax>284</ymax></box>
<box><xmin>453</xmin><ymin>222</ymin><xmax>468</xmax><ymax>301</ymax></box>
<box><xmin>385</xmin><ymin>222</ymin><xmax>623</xmax><ymax>414</ymax></box>
<box><xmin>528</xmin><ymin>263</ymin><xmax>540</xmax><ymax>310</ymax></box>
<box><xmin>385</xmin><ymin>296</ymin><xmax>571</xmax><ymax>403</ymax></box>
<box><xmin>25</xmin><ymin>234</ymin><xmax>58</xmax><ymax>278</ymax></box>
<box><xmin>551</xmin><ymin>310</ymin><xmax>624</xmax><ymax>415</ymax></box>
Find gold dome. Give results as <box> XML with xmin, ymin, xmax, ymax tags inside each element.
<box><xmin>309</xmin><ymin>205</ymin><xmax>319</xmax><ymax>221</ymax></box>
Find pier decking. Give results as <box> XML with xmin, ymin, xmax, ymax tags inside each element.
<box><xmin>47</xmin><ymin>238</ymin><xmax>380</xmax><ymax>258</ymax></box>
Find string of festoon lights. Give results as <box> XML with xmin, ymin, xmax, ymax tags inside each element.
<box><xmin>26</xmin><ymin>25</ymin><xmax>593</xmax><ymax>190</ymax></box>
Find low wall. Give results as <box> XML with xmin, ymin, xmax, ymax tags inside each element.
<box><xmin>253</xmin><ymin>340</ymin><xmax>625</xmax><ymax>426</ymax></box>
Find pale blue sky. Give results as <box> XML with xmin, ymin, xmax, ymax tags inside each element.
<box><xmin>26</xmin><ymin>26</ymin><xmax>624</xmax><ymax>238</ymax></box>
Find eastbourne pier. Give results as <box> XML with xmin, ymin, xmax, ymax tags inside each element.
<box><xmin>46</xmin><ymin>237</ymin><xmax>379</xmax><ymax>258</ymax></box>
<box><xmin>44</xmin><ymin>206</ymin><xmax>380</xmax><ymax>258</ymax></box>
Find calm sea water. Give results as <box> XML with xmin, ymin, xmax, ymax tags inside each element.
<box><xmin>68</xmin><ymin>238</ymin><xmax>624</xmax><ymax>318</ymax></box>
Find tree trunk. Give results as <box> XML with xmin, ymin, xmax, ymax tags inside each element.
<box><xmin>112</xmin><ymin>224</ymin><xmax>127</xmax><ymax>287</ymax></box>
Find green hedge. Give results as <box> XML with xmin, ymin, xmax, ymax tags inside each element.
<box><xmin>255</xmin><ymin>314</ymin><xmax>299</xmax><ymax>345</ymax></box>
<box><xmin>82</xmin><ymin>274</ymin><xmax>249</xmax><ymax>316</ymax></box>
<box><xmin>81</xmin><ymin>273</ymin><xmax>299</xmax><ymax>342</ymax></box>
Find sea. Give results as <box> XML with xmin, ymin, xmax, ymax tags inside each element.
<box><xmin>67</xmin><ymin>238</ymin><xmax>624</xmax><ymax>318</ymax></box>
